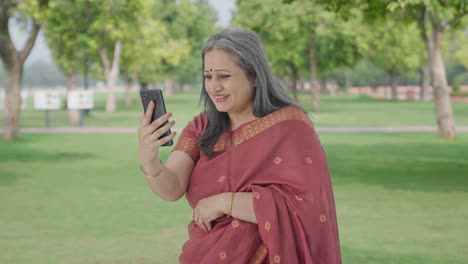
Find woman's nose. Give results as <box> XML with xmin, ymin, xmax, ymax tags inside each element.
<box><xmin>211</xmin><ymin>78</ymin><xmax>223</xmax><ymax>92</ymax></box>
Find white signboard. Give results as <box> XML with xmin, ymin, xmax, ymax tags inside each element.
<box><xmin>67</xmin><ymin>90</ymin><xmax>94</xmax><ymax>110</ymax></box>
<box><xmin>21</xmin><ymin>91</ymin><xmax>28</xmax><ymax>109</ymax></box>
<box><xmin>34</xmin><ymin>90</ymin><xmax>62</xmax><ymax>110</ymax></box>
<box><xmin>0</xmin><ymin>90</ymin><xmax>28</xmax><ymax>110</ymax></box>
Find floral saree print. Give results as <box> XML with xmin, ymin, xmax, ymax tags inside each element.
<box><xmin>174</xmin><ymin>106</ymin><xmax>342</xmax><ymax>264</ymax></box>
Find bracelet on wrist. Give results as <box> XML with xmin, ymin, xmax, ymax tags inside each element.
<box><xmin>140</xmin><ymin>160</ymin><xmax>163</xmax><ymax>179</ymax></box>
<box><xmin>227</xmin><ymin>192</ymin><xmax>235</xmax><ymax>216</ymax></box>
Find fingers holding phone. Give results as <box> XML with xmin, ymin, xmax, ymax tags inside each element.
<box><xmin>147</xmin><ymin>112</ymin><xmax>177</xmax><ymax>146</ymax></box>
<box><xmin>138</xmin><ymin>90</ymin><xmax>176</xmax><ymax>170</ymax></box>
<box><xmin>141</xmin><ymin>100</ymin><xmax>155</xmax><ymax>126</ymax></box>
<box><xmin>140</xmin><ymin>89</ymin><xmax>174</xmax><ymax>147</ymax></box>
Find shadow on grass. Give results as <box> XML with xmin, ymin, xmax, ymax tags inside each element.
<box><xmin>0</xmin><ymin>168</ymin><xmax>23</xmax><ymax>186</ymax></box>
<box><xmin>342</xmin><ymin>246</ymin><xmax>464</xmax><ymax>264</ymax></box>
<box><xmin>0</xmin><ymin>148</ymin><xmax>95</xmax><ymax>163</ymax></box>
<box><xmin>0</xmin><ymin>137</ymin><xmax>96</xmax><ymax>186</ymax></box>
<box><xmin>326</xmin><ymin>139</ymin><xmax>468</xmax><ymax>193</ymax></box>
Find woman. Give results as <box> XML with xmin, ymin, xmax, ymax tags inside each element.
<box><xmin>138</xmin><ymin>28</ymin><xmax>341</xmax><ymax>264</ymax></box>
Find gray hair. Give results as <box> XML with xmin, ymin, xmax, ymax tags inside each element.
<box><xmin>199</xmin><ymin>27</ymin><xmax>300</xmax><ymax>157</ymax></box>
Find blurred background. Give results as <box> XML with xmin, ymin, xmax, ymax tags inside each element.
<box><xmin>1</xmin><ymin>0</ymin><xmax>467</xmax><ymax>263</ymax></box>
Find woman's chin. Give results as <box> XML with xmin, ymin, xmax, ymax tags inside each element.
<box><xmin>214</xmin><ymin>105</ymin><xmax>230</xmax><ymax>113</ymax></box>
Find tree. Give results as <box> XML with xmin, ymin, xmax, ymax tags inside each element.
<box><xmin>44</xmin><ymin>0</ymin><xmax>88</xmax><ymax>125</ymax></box>
<box><xmin>84</xmin><ymin>0</ymin><xmax>142</xmax><ymax>112</ymax></box>
<box><xmin>0</xmin><ymin>0</ymin><xmax>49</xmax><ymax>140</ymax></box>
<box><xmin>173</xmin><ymin>0</ymin><xmax>219</xmax><ymax>91</ymax></box>
<box><xmin>402</xmin><ymin>1</ymin><xmax>467</xmax><ymax>138</ymax></box>
<box><xmin>233</xmin><ymin>0</ymin><xmax>308</xmax><ymax>101</ymax></box>
<box><xmin>120</xmin><ymin>0</ymin><xmax>190</xmax><ymax>104</ymax></box>
<box><xmin>367</xmin><ymin>19</ymin><xmax>422</xmax><ymax>100</ymax></box>
<box><xmin>312</xmin><ymin>0</ymin><xmax>467</xmax><ymax>138</ymax></box>
<box><xmin>235</xmin><ymin>0</ymin><xmax>366</xmax><ymax>111</ymax></box>
<box><xmin>153</xmin><ymin>0</ymin><xmax>218</xmax><ymax>94</ymax></box>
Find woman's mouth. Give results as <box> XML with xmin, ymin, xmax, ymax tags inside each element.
<box><xmin>214</xmin><ymin>94</ymin><xmax>229</xmax><ymax>103</ymax></box>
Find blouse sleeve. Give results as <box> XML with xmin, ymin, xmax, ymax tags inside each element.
<box><xmin>173</xmin><ymin>113</ymin><xmax>208</xmax><ymax>163</ymax></box>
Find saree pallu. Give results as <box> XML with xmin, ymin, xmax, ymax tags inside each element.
<box><xmin>174</xmin><ymin>106</ymin><xmax>341</xmax><ymax>264</ymax></box>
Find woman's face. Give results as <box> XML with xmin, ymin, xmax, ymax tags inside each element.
<box><xmin>203</xmin><ymin>49</ymin><xmax>255</xmax><ymax>115</ymax></box>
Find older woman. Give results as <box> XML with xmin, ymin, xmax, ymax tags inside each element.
<box><xmin>138</xmin><ymin>28</ymin><xmax>342</xmax><ymax>264</ymax></box>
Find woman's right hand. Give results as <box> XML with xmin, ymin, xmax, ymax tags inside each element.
<box><xmin>138</xmin><ymin>100</ymin><xmax>176</xmax><ymax>174</ymax></box>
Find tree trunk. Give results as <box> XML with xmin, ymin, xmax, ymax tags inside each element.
<box><xmin>175</xmin><ymin>82</ymin><xmax>182</xmax><ymax>94</ymax></box>
<box><xmin>3</xmin><ymin>65</ymin><xmax>22</xmax><ymax>139</ymax></box>
<box><xmin>419</xmin><ymin>64</ymin><xmax>431</xmax><ymax>101</ymax></box>
<box><xmin>418</xmin><ymin>8</ymin><xmax>455</xmax><ymax>138</ymax></box>
<box><xmin>0</xmin><ymin>15</ymin><xmax>40</xmax><ymax>140</ymax></box>
<box><xmin>298</xmin><ymin>79</ymin><xmax>304</xmax><ymax>93</ymax></box>
<box><xmin>99</xmin><ymin>39</ymin><xmax>122</xmax><ymax>113</ymax></box>
<box><xmin>430</xmin><ymin>28</ymin><xmax>456</xmax><ymax>139</ymax></box>
<box><xmin>288</xmin><ymin>61</ymin><xmax>298</xmax><ymax>101</ymax></box>
<box><xmin>320</xmin><ymin>78</ymin><xmax>327</xmax><ymax>95</ymax></box>
<box><xmin>164</xmin><ymin>79</ymin><xmax>175</xmax><ymax>95</ymax></box>
<box><xmin>125</xmin><ymin>73</ymin><xmax>137</xmax><ymax>107</ymax></box>
<box><xmin>344</xmin><ymin>68</ymin><xmax>351</xmax><ymax>91</ymax></box>
<box><xmin>65</xmin><ymin>72</ymin><xmax>80</xmax><ymax>126</ymax></box>
<box><xmin>309</xmin><ymin>41</ymin><xmax>320</xmax><ymax>112</ymax></box>
<box><xmin>389</xmin><ymin>72</ymin><xmax>400</xmax><ymax>101</ymax></box>
<box><xmin>289</xmin><ymin>76</ymin><xmax>298</xmax><ymax>101</ymax></box>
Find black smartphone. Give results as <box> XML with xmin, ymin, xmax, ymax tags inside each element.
<box><xmin>140</xmin><ymin>89</ymin><xmax>173</xmax><ymax>146</ymax></box>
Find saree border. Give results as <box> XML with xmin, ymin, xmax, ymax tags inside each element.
<box><xmin>213</xmin><ymin>106</ymin><xmax>312</xmax><ymax>152</ymax></box>
<box><xmin>248</xmin><ymin>243</ymin><xmax>268</xmax><ymax>264</ymax></box>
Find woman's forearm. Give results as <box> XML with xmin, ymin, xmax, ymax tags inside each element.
<box><xmin>142</xmin><ymin>161</ymin><xmax>184</xmax><ymax>201</ymax></box>
<box><xmin>223</xmin><ymin>192</ymin><xmax>257</xmax><ymax>224</ymax></box>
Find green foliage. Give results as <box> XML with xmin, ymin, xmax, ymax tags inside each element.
<box><xmin>44</xmin><ymin>0</ymin><xmax>87</xmax><ymax>75</ymax></box>
<box><xmin>233</xmin><ymin>0</ymin><xmax>307</xmax><ymax>78</ymax></box>
<box><xmin>347</xmin><ymin>60</ymin><xmax>388</xmax><ymax>87</ymax></box>
<box><xmin>367</xmin><ymin>19</ymin><xmax>423</xmax><ymax>77</ymax></box>
<box><xmin>234</xmin><ymin>0</ymin><xmax>367</xmax><ymax>80</ymax></box>
<box><xmin>388</xmin><ymin>0</ymin><xmax>468</xmax><ymax>26</ymax></box>
<box><xmin>451</xmin><ymin>22</ymin><xmax>468</xmax><ymax>68</ymax></box>
<box><xmin>157</xmin><ymin>0</ymin><xmax>219</xmax><ymax>84</ymax></box>
<box><xmin>120</xmin><ymin>0</ymin><xmax>188</xmax><ymax>83</ymax></box>
<box><xmin>119</xmin><ymin>0</ymin><xmax>218</xmax><ymax>85</ymax></box>
<box><xmin>17</xmin><ymin>0</ymin><xmax>50</xmax><ymax>23</ymax></box>
<box><xmin>44</xmin><ymin>0</ymin><xmax>144</xmax><ymax>80</ymax></box>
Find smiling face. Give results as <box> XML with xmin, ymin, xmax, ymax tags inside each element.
<box><xmin>203</xmin><ymin>49</ymin><xmax>256</xmax><ymax>117</ymax></box>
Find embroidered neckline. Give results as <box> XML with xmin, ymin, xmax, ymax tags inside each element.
<box><xmin>213</xmin><ymin>106</ymin><xmax>311</xmax><ymax>152</ymax></box>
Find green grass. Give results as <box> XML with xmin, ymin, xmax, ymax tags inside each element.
<box><xmin>301</xmin><ymin>95</ymin><xmax>468</xmax><ymax>126</ymax></box>
<box><xmin>6</xmin><ymin>91</ymin><xmax>468</xmax><ymax>128</ymax></box>
<box><xmin>1</xmin><ymin>133</ymin><xmax>468</xmax><ymax>263</ymax></box>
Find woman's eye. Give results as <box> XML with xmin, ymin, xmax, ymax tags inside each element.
<box><xmin>204</xmin><ymin>75</ymin><xmax>212</xmax><ymax>80</ymax></box>
<box><xmin>220</xmin><ymin>75</ymin><xmax>230</xmax><ymax>79</ymax></box>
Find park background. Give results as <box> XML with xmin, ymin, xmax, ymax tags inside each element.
<box><xmin>1</xmin><ymin>0</ymin><xmax>468</xmax><ymax>263</ymax></box>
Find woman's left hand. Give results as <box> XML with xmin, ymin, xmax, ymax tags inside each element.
<box><xmin>193</xmin><ymin>193</ymin><xmax>228</xmax><ymax>232</ymax></box>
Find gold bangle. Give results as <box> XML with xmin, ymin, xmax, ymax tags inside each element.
<box><xmin>227</xmin><ymin>192</ymin><xmax>235</xmax><ymax>216</ymax></box>
<box><xmin>140</xmin><ymin>161</ymin><xmax>163</xmax><ymax>179</ymax></box>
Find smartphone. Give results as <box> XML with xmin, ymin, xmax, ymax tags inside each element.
<box><xmin>140</xmin><ymin>89</ymin><xmax>173</xmax><ymax>146</ymax></box>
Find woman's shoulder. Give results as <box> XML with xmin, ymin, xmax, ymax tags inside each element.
<box><xmin>267</xmin><ymin>105</ymin><xmax>311</xmax><ymax>125</ymax></box>
<box><xmin>183</xmin><ymin>112</ymin><xmax>209</xmax><ymax>136</ymax></box>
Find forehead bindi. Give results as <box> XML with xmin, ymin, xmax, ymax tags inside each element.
<box><xmin>204</xmin><ymin>50</ymin><xmax>236</xmax><ymax>72</ymax></box>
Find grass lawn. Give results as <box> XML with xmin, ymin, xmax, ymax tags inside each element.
<box><xmin>6</xmin><ymin>90</ymin><xmax>468</xmax><ymax>128</ymax></box>
<box><xmin>1</xmin><ymin>133</ymin><xmax>467</xmax><ymax>263</ymax></box>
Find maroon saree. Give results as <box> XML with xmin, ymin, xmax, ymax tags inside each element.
<box><xmin>174</xmin><ymin>106</ymin><xmax>341</xmax><ymax>264</ymax></box>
